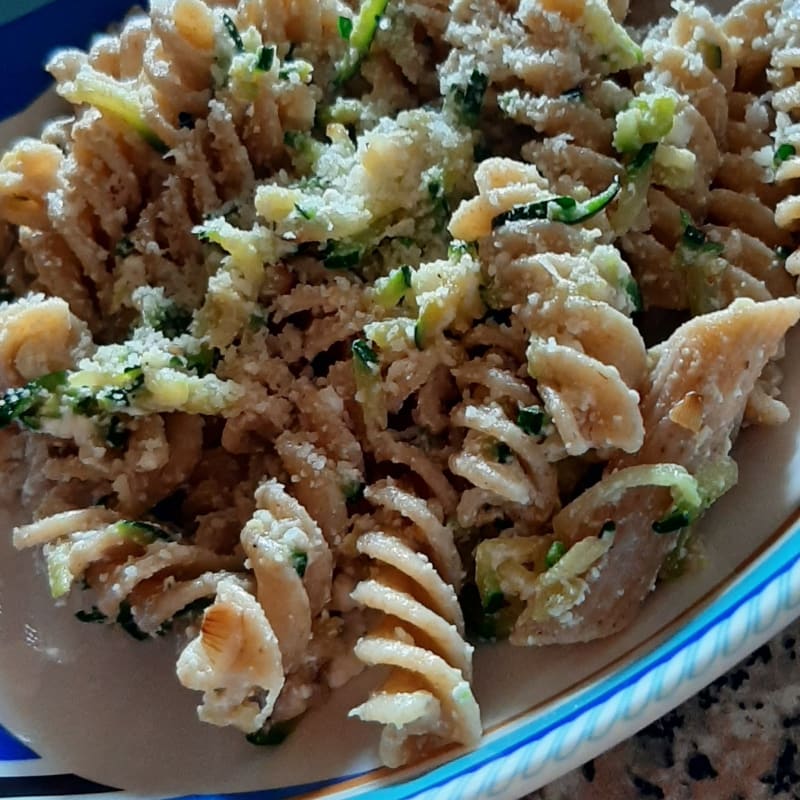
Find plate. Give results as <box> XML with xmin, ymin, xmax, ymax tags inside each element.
<box><xmin>1</xmin><ymin>1</ymin><xmax>799</xmax><ymax>799</ymax></box>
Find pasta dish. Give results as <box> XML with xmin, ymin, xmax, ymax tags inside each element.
<box><xmin>0</xmin><ymin>0</ymin><xmax>798</xmax><ymax>769</ymax></box>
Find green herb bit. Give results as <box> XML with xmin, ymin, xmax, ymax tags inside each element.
<box><xmin>427</xmin><ymin>179</ymin><xmax>451</xmax><ymax>233</ymax></box>
<box><xmin>151</xmin><ymin>302</ymin><xmax>192</xmax><ymax>339</ymax></box>
<box><xmin>625</xmin><ymin>277</ymin><xmax>643</xmax><ymax>312</ymax></box>
<box><xmin>492</xmin><ymin>178</ymin><xmax>620</xmax><ymax>229</ymax></box>
<box><xmin>294</xmin><ymin>203</ymin><xmax>314</xmax><ymax>220</ymax></box>
<box><xmin>627</xmin><ymin>142</ymin><xmax>658</xmax><ymax>176</ymax></box>
<box><xmin>413</xmin><ymin>320</ymin><xmax>424</xmax><ymax>351</ymax></box>
<box><xmin>545</xmin><ymin>540</ymin><xmax>567</xmax><ymax>569</ymax></box>
<box><xmin>680</xmin><ymin>213</ymin><xmax>724</xmax><ymax>255</ymax></box>
<box><xmin>452</xmin><ymin>69</ymin><xmax>489</xmax><ymax>128</ymax></box>
<box><xmin>75</xmin><ymin>607</ymin><xmax>107</xmax><ymax>624</ymax></box>
<box><xmin>115</xmin><ymin>237</ymin><xmax>135</xmax><ymax>258</ymax></box>
<box><xmin>291</xmin><ymin>551</ymin><xmax>308</xmax><ymax>577</ymax></box>
<box><xmin>774</xmin><ymin>143</ymin><xmax>797</xmax><ymax>166</ymax></box>
<box><xmin>516</xmin><ymin>405</ymin><xmax>549</xmax><ymax>436</ymax></box>
<box><xmin>652</xmin><ymin>509</ymin><xmax>691</xmax><ymax>534</ymax></box>
<box><xmin>248</xmin><ymin>312</ymin><xmax>268</xmax><ymax>330</ymax></box>
<box><xmin>699</xmin><ymin>39</ymin><xmax>722</xmax><ymax>70</ymax></box>
<box><xmin>222</xmin><ymin>13</ymin><xmax>244</xmax><ymax>52</ymax></box>
<box><xmin>482</xmin><ymin>590</ymin><xmax>506</xmax><ymax>614</ymax></box>
<box><xmin>343</xmin><ymin>481</ymin><xmax>365</xmax><ymax>502</ymax></box>
<box><xmin>352</xmin><ymin>338</ymin><xmax>379</xmax><ymax>372</ymax></box>
<box><xmin>494</xmin><ymin>441</ymin><xmax>512</xmax><ymax>463</ymax></box>
<box><xmin>185</xmin><ymin>345</ymin><xmax>221</xmax><ymax>377</ymax></box>
<box><xmin>0</xmin><ymin>371</ymin><xmax>66</xmax><ymax>429</ymax></box>
<box><xmin>323</xmin><ymin>242</ymin><xmax>362</xmax><ymax>270</ymax></box>
<box><xmin>256</xmin><ymin>45</ymin><xmax>275</xmax><ymax>72</ymax></box>
<box><xmin>246</xmin><ymin>722</ymin><xmax>294</xmax><ymax>746</ymax></box>
<box><xmin>338</xmin><ymin>15</ymin><xmax>353</xmax><ymax>39</ymax></box>
<box><xmin>334</xmin><ymin>0</ymin><xmax>390</xmax><ymax>85</ymax></box>
<box><xmin>448</xmin><ymin>240</ymin><xmax>478</xmax><ymax>261</ymax></box>
<box><xmin>116</xmin><ymin>601</ymin><xmax>149</xmax><ymax>641</ymax></box>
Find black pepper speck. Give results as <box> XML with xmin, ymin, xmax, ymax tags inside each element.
<box><xmin>581</xmin><ymin>760</ymin><xmax>595</xmax><ymax>783</ymax></box>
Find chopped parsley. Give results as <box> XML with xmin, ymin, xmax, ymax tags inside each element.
<box><xmin>451</xmin><ymin>69</ymin><xmax>489</xmax><ymax>128</ymax></box>
<box><xmin>679</xmin><ymin>211</ymin><xmax>724</xmax><ymax>255</ymax></box>
<box><xmin>774</xmin><ymin>143</ymin><xmax>796</xmax><ymax>166</ymax></box>
<box><xmin>516</xmin><ymin>405</ymin><xmax>549</xmax><ymax>436</ymax></box>
<box><xmin>337</xmin><ymin>15</ymin><xmax>353</xmax><ymax>40</ymax></box>
<box><xmin>291</xmin><ymin>551</ymin><xmax>308</xmax><ymax>577</ymax></box>
<box><xmin>322</xmin><ymin>241</ymin><xmax>362</xmax><ymax>270</ymax></box>
<box><xmin>184</xmin><ymin>346</ymin><xmax>221</xmax><ymax>377</ymax></box>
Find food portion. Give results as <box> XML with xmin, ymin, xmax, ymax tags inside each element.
<box><xmin>0</xmin><ymin>0</ymin><xmax>799</xmax><ymax>768</ymax></box>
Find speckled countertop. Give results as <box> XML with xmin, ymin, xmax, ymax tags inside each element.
<box><xmin>526</xmin><ymin>618</ymin><xmax>800</xmax><ymax>800</ymax></box>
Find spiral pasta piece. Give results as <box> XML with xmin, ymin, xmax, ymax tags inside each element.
<box><xmin>769</xmin><ymin>0</ymin><xmax>800</xmax><ymax>263</ymax></box>
<box><xmin>176</xmin><ymin>578</ymin><xmax>286</xmax><ymax>732</ymax></box>
<box><xmin>348</xmin><ymin>480</ymin><xmax>479</xmax><ymax>767</ymax></box>
<box><xmin>518</xmin><ymin>297</ymin><xmax>800</xmax><ymax>645</ymax></box>
<box><xmin>13</xmin><ymin>507</ymin><xmax>245</xmax><ymax>635</ymax></box>
<box><xmin>4</xmin><ymin>0</ymin><xmax>800</xmax><ymax>772</ymax></box>
<box><xmin>449</xmin><ymin>357</ymin><xmax>559</xmax><ymax>529</ymax></box>
<box><xmin>240</xmin><ymin>478</ymin><xmax>333</xmax><ymax>671</ymax></box>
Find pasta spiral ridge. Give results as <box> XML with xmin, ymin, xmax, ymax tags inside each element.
<box><xmin>177</xmin><ymin>478</ymin><xmax>339</xmax><ymax>733</ymax></box>
<box><xmin>349</xmin><ymin>479</ymin><xmax>480</xmax><ymax>768</ymax></box>
<box><xmin>12</xmin><ymin>506</ymin><xmax>247</xmax><ymax>636</ymax></box>
<box><xmin>769</xmin><ymin>0</ymin><xmax>800</xmax><ymax>276</ymax></box>
<box><xmin>451</xmin><ymin>157</ymin><xmax>647</xmax><ymax>457</ymax></box>
<box><xmin>448</xmin><ymin>355</ymin><xmax>559</xmax><ymax>530</ymax></box>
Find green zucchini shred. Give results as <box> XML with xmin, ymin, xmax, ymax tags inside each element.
<box><xmin>545</xmin><ymin>540</ymin><xmax>567</xmax><ymax>569</ymax></box>
<box><xmin>333</xmin><ymin>0</ymin><xmax>390</xmax><ymax>85</ymax></box>
<box><xmin>492</xmin><ymin>178</ymin><xmax>620</xmax><ymax>229</ymax></box>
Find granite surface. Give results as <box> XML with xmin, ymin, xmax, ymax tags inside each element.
<box><xmin>526</xmin><ymin>618</ymin><xmax>800</xmax><ymax>800</ymax></box>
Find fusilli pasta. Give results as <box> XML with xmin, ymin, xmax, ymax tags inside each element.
<box><xmin>1</xmin><ymin>0</ymin><xmax>799</xmax><ymax>773</ymax></box>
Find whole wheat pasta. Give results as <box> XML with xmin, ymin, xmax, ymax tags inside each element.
<box><xmin>0</xmin><ymin>0</ymin><xmax>798</xmax><ymax>771</ymax></box>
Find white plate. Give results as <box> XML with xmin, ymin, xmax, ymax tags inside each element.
<box><xmin>1</xmin><ymin>1</ymin><xmax>799</xmax><ymax>798</ymax></box>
